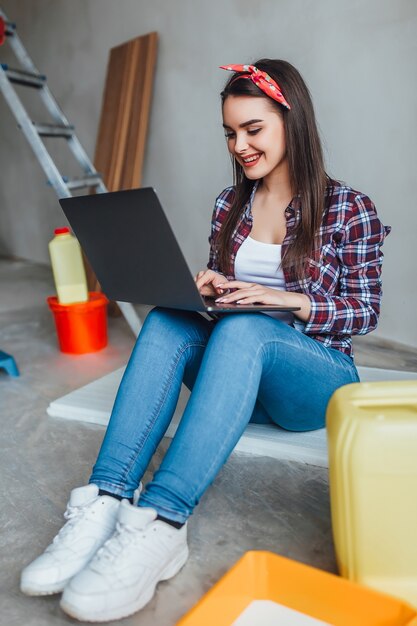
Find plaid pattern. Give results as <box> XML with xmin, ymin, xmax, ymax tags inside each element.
<box><xmin>207</xmin><ymin>179</ymin><xmax>390</xmax><ymax>358</ymax></box>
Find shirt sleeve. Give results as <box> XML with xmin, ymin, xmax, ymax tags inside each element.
<box><xmin>207</xmin><ymin>202</ymin><xmax>220</xmax><ymax>272</ymax></box>
<box><xmin>207</xmin><ymin>187</ymin><xmax>235</xmax><ymax>274</ymax></box>
<box><xmin>304</xmin><ymin>194</ymin><xmax>391</xmax><ymax>336</ymax></box>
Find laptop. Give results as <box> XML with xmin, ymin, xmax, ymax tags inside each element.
<box><xmin>59</xmin><ymin>188</ymin><xmax>300</xmax><ymax>315</ymax></box>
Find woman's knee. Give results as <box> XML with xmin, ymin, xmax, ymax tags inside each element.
<box><xmin>143</xmin><ymin>307</ymin><xmax>194</xmax><ymax>335</ymax></box>
<box><xmin>145</xmin><ymin>306</ymin><xmax>182</xmax><ymax>326</ymax></box>
<box><xmin>212</xmin><ymin>313</ymin><xmax>288</xmax><ymax>348</ymax></box>
<box><xmin>213</xmin><ymin>313</ymin><xmax>262</xmax><ymax>339</ymax></box>
<box><xmin>140</xmin><ymin>307</ymin><xmax>212</xmax><ymax>350</ymax></box>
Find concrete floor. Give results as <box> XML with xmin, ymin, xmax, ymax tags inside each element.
<box><xmin>1</xmin><ymin>257</ymin><xmax>417</xmax><ymax>626</ymax></box>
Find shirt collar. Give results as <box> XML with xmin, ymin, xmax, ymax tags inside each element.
<box><xmin>287</xmin><ymin>194</ymin><xmax>301</xmax><ymax>215</ymax></box>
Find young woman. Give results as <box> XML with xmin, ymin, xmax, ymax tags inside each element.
<box><xmin>21</xmin><ymin>59</ymin><xmax>389</xmax><ymax>622</ymax></box>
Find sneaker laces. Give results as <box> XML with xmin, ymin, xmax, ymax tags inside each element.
<box><xmin>94</xmin><ymin>521</ymin><xmax>146</xmax><ymax>564</ymax></box>
<box><xmin>49</xmin><ymin>505</ymin><xmax>89</xmax><ymax>548</ymax></box>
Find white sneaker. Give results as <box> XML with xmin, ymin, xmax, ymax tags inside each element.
<box><xmin>20</xmin><ymin>484</ymin><xmax>120</xmax><ymax>595</ymax></box>
<box><xmin>60</xmin><ymin>500</ymin><xmax>189</xmax><ymax>622</ymax></box>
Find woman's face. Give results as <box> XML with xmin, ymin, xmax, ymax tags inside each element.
<box><xmin>222</xmin><ymin>95</ymin><xmax>287</xmax><ymax>181</ymax></box>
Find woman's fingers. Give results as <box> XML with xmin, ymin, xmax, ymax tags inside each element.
<box><xmin>216</xmin><ymin>288</ymin><xmax>263</xmax><ymax>303</ymax></box>
<box><xmin>217</xmin><ymin>280</ymin><xmax>256</xmax><ymax>290</ymax></box>
<box><xmin>195</xmin><ymin>271</ymin><xmax>212</xmax><ymax>290</ymax></box>
<box><xmin>194</xmin><ymin>270</ymin><xmax>206</xmax><ymax>283</ymax></box>
<box><xmin>215</xmin><ymin>284</ymin><xmax>281</xmax><ymax>305</ymax></box>
<box><xmin>215</xmin><ymin>281</ymin><xmax>263</xmax><ymax>302</ymax></box>
<box><xmin>195</xmin><ymin>270</ymin><xmax>225</xmax><ymax>294</ymax></box>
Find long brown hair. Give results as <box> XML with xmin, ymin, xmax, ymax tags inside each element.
<box><xmin>218</xmin><ymin>59</ymin><xmax>328</xmax><ymax>279</ymax></box>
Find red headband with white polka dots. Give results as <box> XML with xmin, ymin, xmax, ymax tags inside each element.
<box><xmin>220</xmin><ymin>64</ymin><xmax>291</xmax><ymax>110</ymax></box>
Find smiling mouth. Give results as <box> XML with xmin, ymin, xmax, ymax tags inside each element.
<box><xmin>240</xmin><ymin>153</ymin><xmax>262</xmax><ymax>166</ymax></box>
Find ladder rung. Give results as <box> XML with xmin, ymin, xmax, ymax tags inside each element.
<box><xmin>1</xmin><ymin>65</ymin><xmax>46</xmax><ymax>87</ymax></box>
<box><xmin>33</xmin><ymin>122</ymin><xmax>74</xmax><ymax>138</ymax></box>
<box><xmin>66</xmin><ymin>175</ymin><xmax>102</xmax><ymax>190</ymax></box>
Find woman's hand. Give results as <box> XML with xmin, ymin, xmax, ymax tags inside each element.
<box><xmin>195</xmin><ymin>270</ymin><xmax>228</xmax><ymax>297</ymax></box>
<box><xmin>214</xmin><ymin>280</ymin><xmax>287</xmax><ymax>305</ymax></box>
<box><xmin>214</xmin><ymin>280</ymin><xmax>312</xmax><ymax>321</ymax></box>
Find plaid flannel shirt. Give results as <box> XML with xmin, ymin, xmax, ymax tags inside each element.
<box><xmin>207</xmin><ymin>179</ymin><xmax>390</xmax><ymax>358</ymax></box>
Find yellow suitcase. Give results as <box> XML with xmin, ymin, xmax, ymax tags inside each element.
<box><xmin>327</xmin><ymin>380</ymin><xmax>417</xmax><ymax>608</ymax></box>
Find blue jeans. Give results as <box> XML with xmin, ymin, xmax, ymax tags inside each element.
<box><xmin>89</xmin><ymin>307</ymin><xmax>359</xmax><ymax>523</ymax></box>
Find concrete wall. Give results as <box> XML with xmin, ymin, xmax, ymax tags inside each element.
<box><xmin>1</xmin><ymin>0</ymin><xmax>416</xmax><ymax>346</ymax></box>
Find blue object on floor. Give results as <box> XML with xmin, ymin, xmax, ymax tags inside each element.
<box><xmin>0</xmin><ymin>350</ymin><xmax>20</xmax><ymax>377</ymax></box>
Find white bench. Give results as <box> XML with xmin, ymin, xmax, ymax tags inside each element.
<box><xmin>47</xmin><ymin>366</ymin><xmax>417</xmax><ymax>468</ymax></box>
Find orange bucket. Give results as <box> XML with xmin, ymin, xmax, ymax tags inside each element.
<box><xmin>47</xmin><ymin>291</ymin><xmax>108</xmax><ymax>354</ymax></box>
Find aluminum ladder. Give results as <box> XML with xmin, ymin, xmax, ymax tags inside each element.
<box><xmin>0</xmin><ymin>9</ymin><xmax>141</xmax><ymax>336</ymax></box>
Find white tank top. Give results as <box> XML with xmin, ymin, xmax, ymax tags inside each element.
<box><xmin>234</xmin><ymin>236</ymin><xmax>294</xmax><ymax>325</ymax></box>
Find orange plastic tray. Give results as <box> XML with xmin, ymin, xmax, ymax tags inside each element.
<box><xmin>176</xmin><ymin>551</ymin><xmax>417</xmax><ymax>626</ymax></box>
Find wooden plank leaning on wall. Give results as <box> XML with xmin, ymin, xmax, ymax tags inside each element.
<box><xmin>84</xmin><ymin>32</ymin><xmax>158</xmax><ymax>314</ymax></box>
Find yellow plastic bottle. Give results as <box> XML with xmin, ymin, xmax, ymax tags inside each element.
<box><xmin>48</xmin><ymin>227</ymin><xmax>88</xmax><ymax>304</ymax></box>
<box><xmin>327</xmin><ymin>380</ymin><xmax>417</xmax><ymax>609</ymax></box>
